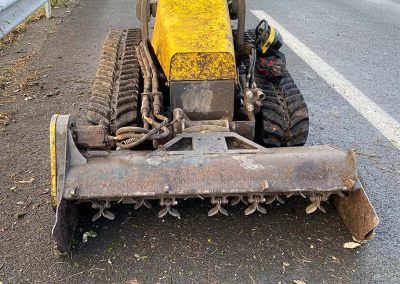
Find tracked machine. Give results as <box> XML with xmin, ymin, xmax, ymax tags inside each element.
<box><xmin>50</xmin><ymin>0</ymin><xmax>379</xmax><ymax>252</ymax></box>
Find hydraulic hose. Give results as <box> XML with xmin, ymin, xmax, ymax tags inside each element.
<box><xmin>237</xmin><ymin>0</ymin><xmax>246</xmax><ymax>49</ymax></box>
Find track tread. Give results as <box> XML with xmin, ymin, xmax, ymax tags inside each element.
<box><xmin>240</xmin><ymin>30</ymin><xmax>309</xmax><ymax>147</ymax></box>
<box><xmin>87</xmin><ymin>28</ymin><xmax>141</xmax><ymax>133</ymax></box>
<box><xmin>257</xmin><ymin>67</ymin><xmax>309</xmax><ymax>147</ymax></box>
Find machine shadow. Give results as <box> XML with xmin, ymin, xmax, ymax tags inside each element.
<box><xmin>69</xmin><ymin>196</ymin><xmax>352</xmax><ymax>281</ymax></box>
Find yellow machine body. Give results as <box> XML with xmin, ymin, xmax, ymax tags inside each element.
<box><xmin>151</xmin><ymin>0</ymin><xmax>237</xmax><ymax>81</ymax></box>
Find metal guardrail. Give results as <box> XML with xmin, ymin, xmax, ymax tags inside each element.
<box><xmin>0</xmin><ymin>0</ymin><xmax>51</xmax><ymax>39</ymax></box>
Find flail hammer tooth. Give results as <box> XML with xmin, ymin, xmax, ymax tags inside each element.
<box><xmin>184</xmin><ymin>195</ymin><xmax>204</xmax><ymax>200</ymax></box>
<box><xmin>230</xmin><ymin>195</ymin><xmax>248</xmax><ymax>205</ymax></box>
<box><xmin>118</xmin><ymin>197</ymin><xmax>137</xmax><ymax>204</ymax></box>
<box><xmin>336</xmin><ymin>191</ymin><xmax>346</xmax><ymax>198</ymax></box>
<box><xmin>134</xmin><ymin>199</ymin><xmax>152</xmax><ymax>210</ymax></box>
<box><xmin>208</xmin><ymin>196</ymin><xmax>229</xmax><ymax>216</ymax></box>
<box><xmin>286</xmin><ymin>192</ymin><xmax>307</xmax><ymax>198</ymax></box>
<box><xmin>306</xmin><ymin>193</ymin><xmax>331</xmax><ymax>214</ymax></box>
<box><xmin>244</xmin><ymin>195</ymin><xmax>266</xmax><ymax>215</ymax></box>
<box><xmin>158</xmin><ymin>198</ymin><xmax>180</xmax><ymax>219</ymax></box>
<box><xmin>91</xmin><ymin>199</ymin><xmax>115</xmax><ymax>221</ymax></box>
<box><xmin>265</xmin><ymin>195</ymin><xmax>285</xmax><ymax>205</ymax></box>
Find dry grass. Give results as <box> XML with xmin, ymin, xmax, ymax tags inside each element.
<box><xmin>0</xmin><ymin>0</ymin><xmax>73</xmax><ymax>102</ymax></box>
<box><xmin>51</xmin><ymin>0</ymin><xmax>68</xmax><ymax>6</ymax></box>
<box><xmin>0</xmin><ymin>0</ymin><xmax>75</xmax><ymax>45</ymax></box>
<box><xmin>0</xmin><ymin>8</ymin><xmax>46</xmax><ymax>45</ymax></box>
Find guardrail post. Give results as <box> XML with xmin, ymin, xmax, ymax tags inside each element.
<box><xmin>45</xmin><ymin>1</ymin><xmax>52</xmax><ymax>19</ymax></box>
<box><xmin>0</xmin><ymin>0</ymin><xmax>53</xmax><ymax>39</ymax></box>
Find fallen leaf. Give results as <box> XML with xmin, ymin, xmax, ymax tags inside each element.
<box><xmin>39</xmin><ymin>188</ymin><xmax>50</xmax><ymax>195</ymax></box>
<box><xmin>16</xmin><ymin>177</ymin><xmax>34</xmax><ymax>184</ymax></box>
<box><xmin>343</xmin><ymin>241</ymin><xmax>361</xmax><ymax>249</ymax></box>
<box><xmin>82</xmin><ymin>230</ymin><xmax>97</xmax><ymax>243</ymax></box>
<box><xmin>293</xmin><ymin>280</ymin><xmax>306</xmax><ymax>284</ymax></box>
<box><xmin>134</xmin><ymin>253</ymin><xmax>148</xmax><ymax>261</ymax></box>
<box><xmin>53</xmin><ymin>248</ymin><xmax>68</xmax><ymax>257</ymax></box>
<box><xmin>17</xmin><ymin>212</ymin><xmax>27</xmax><ymax>219</ymax></box>
<box><xmin>23</xmin><ymin>201</ymin><xmax>33</xmax><ymax>209</ymax></box>
<box><xmin>45</xmin><ymin>90</ymin><xmax>60</xmax><ymax>97</ymax></box>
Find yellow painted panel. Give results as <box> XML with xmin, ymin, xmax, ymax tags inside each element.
<box><xmin>170</xmin><ymin>52</ymin><xmax>236</xmax><ymax>81</ymax></box>
<box><xmin>50</xmin><ymin>114</ymin><xmax>58</xmax><ymax>209</ymax></box>
<box><xmin>152</xmin><ymin>0</ymin><xmax>236</xmax><ymax>81</ymax></box>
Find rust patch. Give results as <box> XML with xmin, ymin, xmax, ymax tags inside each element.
<box><xmin>232</xmin><ymin>155</ymin><xmax>264</xmax><ymax>170</ymax></box>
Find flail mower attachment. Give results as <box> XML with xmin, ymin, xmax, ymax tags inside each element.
<box><xmin>50</xmin><ymin>114</ymin><xmax>379</xmax><ymax>252</ymax></box>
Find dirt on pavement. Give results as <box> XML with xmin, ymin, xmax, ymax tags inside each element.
<box><xmin>0</xmin><ymin>1</ymin><xmax>95</xmax><ymax>282</ymax></box>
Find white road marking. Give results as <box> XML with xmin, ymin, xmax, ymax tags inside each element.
<box><xmin>251</xmin><ymin>10</ymin><xmax>400</xmax><ymax>149</ymax></box>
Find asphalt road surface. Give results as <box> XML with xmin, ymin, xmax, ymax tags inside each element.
<box><xmin>0</xmin><ymin>0</ymin><xmax>399</xmax><ymax>283</ymax></box>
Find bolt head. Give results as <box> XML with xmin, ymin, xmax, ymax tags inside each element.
<box><xmin>261</xmin><ymin>180</ymin><xmax>269</xmax><ymax>190</ymax></box>
<box><xmin>245</xmin><ymin>90</ymin><xmax>254</xmax><ymax>99</ymax></box>
<box><xmin>163</xmin><ymin>184</ymin><xmax>170</xmax><ymax>193</ymax></box>
<box><xmin>246</xmin><ymin>104</ymin><xmax>254</xmax><ymax>112</ymax></box>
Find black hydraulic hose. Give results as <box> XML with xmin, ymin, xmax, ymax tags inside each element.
<box><xmin>136</xmin><ymin>45</ymin><xmax>151</xmax><ymax>130</ymax></box>
<box><xmin>141</xmin><ymin>41</ymin><xmax>168</xmax><ymax>122</ymax></box>
<box><xmin>250</xmin><ymin>48</ymin><xmax>257</xmax><ymax>87</ymax></box>
<box><xmin>118</xmin><ymin>40</ymin><xmax>169</xmax><ymax>149</ymax></box>
<box><xmin>116</xmin><ymin>120</ymin><xmax>169</xmax><ymax>149</ymax></box>
<box><xmin>237</xmin><ymin>0</ymin><xmax>246</xmax><ymax>50</ymax></box>
<box><xmin>142</xmin><ymin>41</ymin><xmax>159</xmax><ymax>92</ymax></box>
<box><xmin>136</xmin><ymin>46</ymin><xmax>151</xmax><ymax>94</ymax></box>
<box><xmin>247</xmin><ymin>48</ymin><xmax>256</xmax><ymax>88</ymax></box>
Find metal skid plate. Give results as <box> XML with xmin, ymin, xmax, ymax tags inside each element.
<box><xmin>334</xmin><ymin>188</ymin><xmax>379</xmax><ymax>242</ymax></box>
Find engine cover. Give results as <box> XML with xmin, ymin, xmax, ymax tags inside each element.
<box><xmin>151</xmin><ymin>0</ymin><xmax>237</xmax><ymax>81</ymax></box>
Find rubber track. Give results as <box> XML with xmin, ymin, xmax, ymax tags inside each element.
<box><xmin>239</xmin><ymin>30</ymin><xmax>309</xmax><ymax>146</ymax></box>
<box><xmin>256</xmin><ymin>69</ymin><xmax>309</xmax><ymax>147</ymax></box>
<box><xmin>87</xmin><ymin>29</ymin><xmax>141</xmax><ymax>133</ymax></box>
<box><xmin>275</xmin><ymin>69</ymin><xmax>309</xmax><ymax>146</ymax></box>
